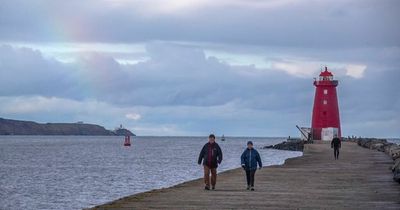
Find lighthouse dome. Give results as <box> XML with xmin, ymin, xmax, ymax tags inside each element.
<box><xmin>318</xmin><ymin>66</ymin><xmax>334</xmax><ymax>81</ymax></box>
<box><xmin>319</xmin><ymin>68</ymin><xmax>333</xmax><ymax>77</ymax></box>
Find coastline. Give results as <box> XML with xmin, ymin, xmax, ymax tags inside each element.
<box><xmin>0</xmin><ymin>117</ymin><xmax>134</xmax><ymax>136</ymax></box>
<box><xmin>87</xmin><ymin>141</ymin><xmax>399</xmax><ymax>209</ymax></box>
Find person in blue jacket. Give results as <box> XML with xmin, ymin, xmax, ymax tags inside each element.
<box><xmin>241</xmin><ymin>141</ymin><xmax>262</xmax><ymax>191</ymax></box>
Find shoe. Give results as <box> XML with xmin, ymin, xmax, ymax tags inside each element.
<box><xmin>211</xmin><ymin>186</ymin><xmax>215</xmax><ymax>190</ymax></box>
<box><xmin>250</xmin><ymin>187</ymin><xmax>254</xmax><ymax>191</ymax></box>
<box><xmin>204</xmin><ymin>186</ymin><xmax>210</xmax><ymax>190</ymax></box>
<box><xmin>246</xmin><ymin>186</ymin><xmax>250</xmax><ymax>190</ymax></box>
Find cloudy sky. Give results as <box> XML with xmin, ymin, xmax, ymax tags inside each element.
<box><xmin>0</xmin><ymin>0</ymin><xmax>399</xmax><ymax>137</ymax></box>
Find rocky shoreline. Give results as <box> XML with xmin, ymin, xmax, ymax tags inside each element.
<box><xmin>346</xmin><ymin>138</ymin><xmax>400</xmax><ymax>183</ymax></box>
<box><xmin>263</xmin><ymin>140</ymin><xmax>304</xmax><ymax>151</ymax></box>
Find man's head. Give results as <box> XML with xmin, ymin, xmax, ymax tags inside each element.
<box><xmin>247</xmin><ymin>141</ymin><xmax>253</xmax><ymax>149</ymax></box>
<box><xmin>208</xmin><ymin>134</ymin><xmax>216</xmax><ymax>143</ymax></box>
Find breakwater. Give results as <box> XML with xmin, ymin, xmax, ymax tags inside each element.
<box><xmin>264</xmin><ymin>137</ymin><xmax>400</xmax><ymax>184</ymax></box>
<box><xmin>346</xmin><ymin>138</ymin><xmax>400</xmax><ymax>183</ymax></box>
<box><xmin>89</xmin><ymin>142</ymin><xmax>400</xmax><ymax>209</ymax></box>
<box><xmin>262</xmin><ymin>140</ymin><xmax>304</xmax><ymax>151</ymax></box>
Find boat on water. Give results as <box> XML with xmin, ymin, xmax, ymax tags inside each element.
<box><xmin>221</xmin><ymin>135</ymin><xmax>225</xmax><ymax>141</ymax></box>
<box><xmin>124</xmin><ymin>135</ymin><xmax>131</xmax><ymax>146</ymax></box>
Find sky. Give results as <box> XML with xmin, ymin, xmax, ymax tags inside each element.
<box><xmin>0</xmin><ymin>0</ymin><xmax>399</xmax><ymax>137</ymax></box>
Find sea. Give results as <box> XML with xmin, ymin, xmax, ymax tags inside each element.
<box><xmin>0</xmin><ymin>136</ymin><xmax>302</xmax><ymax>210</ymax></box>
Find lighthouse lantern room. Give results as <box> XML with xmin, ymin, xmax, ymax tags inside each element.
<box><xmin>311</xmin><ymin>67</ymin><xmax>341</xmax><ymax>141</ymax></box>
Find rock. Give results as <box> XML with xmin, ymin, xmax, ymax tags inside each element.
<box><xmin>390</xmin><ymin>148</ymin><xmax>400</xmax><ymax>160</ymax></box>
<box><xmin>355</xmin><ymin>138</ymin><xmax>400</xmax><ymax>184</ymax></box>
<box><xmin>393</xmin><ymin>158</ymin><xmax>400</xmax><ymax>183</ymax></box>
<box><xmin>371</xmin><ymin>143</ymin><xmax>385</xmax><ymax>152</ymax></box>
<box><xmin>384</xmin><ymin>143</ymin><xmax>397</xmax><ymax>155</ymax></box>
<box><xmin>388</xmin><ymin>146</ymin><xmax>400</xmax><ymax>158</ymax></box>
<box><xmin>392</xmin><ymin>158</ymin><xmax>400</xmax><ymax>172</ymax></box>
<box><xmin>356</xmin><ymin>138</ymin><xmax>388</xmax><ymax>150</ymax></box>
<box><xmin>263</xmin><ymin>141</ymin><xmax>304</xmax><ymax>151</ymax></box>
<box><xmin>394</xmin><ymin>172</ymin><xmax>400</xmax><ymax>183</ymax></box>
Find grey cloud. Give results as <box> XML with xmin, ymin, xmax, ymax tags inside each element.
<box><xmin>0</xmin><ymin>0</ymin><xmax>399</xmax><ymax>48</ymax></box>
<box><xmin>0</xmin><ymin>45</ymin><xmax>75</xmax><ymax>97</ymax></box>
<box><xmin>123</xmin><ymin>43</ymin><xmax>314</xmax><ymax>109</ymax></box>
<box><xmin>1</xmin><ymin>0</ymin><xmax>399</xmax><ymax>137</ymax></box>
<box><xmin>0</xmin><ymin>43</ymin><xmax>399</xmax><ymax>137</ymax></box>
<box><xmin>0</xmin><ymin>43</ymin><xmax>312</xmax><ymax>110</ymax></box>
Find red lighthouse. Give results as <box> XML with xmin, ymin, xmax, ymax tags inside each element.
<box><xmin>311</xmin><ymin>67</ymin><xmax>341</xmax><ymax>140</ymax></box>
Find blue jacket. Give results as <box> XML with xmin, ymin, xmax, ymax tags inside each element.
<box><xmin>241</xmin><ymin>148</ymin><xmax>262</xmax><ymax>171</ymax></box>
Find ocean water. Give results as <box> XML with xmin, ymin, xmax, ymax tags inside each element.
<box><xmin>0</xmin><ymin>136</ymin><xmax>302</xmax><ymax>210</ymax></box>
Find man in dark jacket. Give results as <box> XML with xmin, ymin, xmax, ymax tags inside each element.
<box><xmin>331</xmin><ymin>135</ymin><xmax>341</xmax><ymax>160</ymax></box>
<box><xmin>198</xmin><ymin>134</ymin><xmax>223</xmax><ymax>190</ymax></box>
<box><xmin>241</xmin><ymin>141</ymin><xmax>262</xmax><ymax>191</ymax></box>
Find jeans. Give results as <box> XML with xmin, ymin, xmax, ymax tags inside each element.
<box><xmin>203</xmin><ymin>165</ymin><xmax>217</xmax><ymax>187</ymax></box>
<box><xmin>245</xmin><ymin>170</ymin><xmax>256</xmax><ymax>187</ymax></box>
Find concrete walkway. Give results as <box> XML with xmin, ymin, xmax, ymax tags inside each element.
<box><xmin>90</xmin><ymin>142</ymin><xmax>400</xmax><ymax>209</ymax></box>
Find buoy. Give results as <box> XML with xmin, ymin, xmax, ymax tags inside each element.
<box><xmin>124</xmin><ymin>135</ymin><xmax>131</xmax><ymax>146</ymax></box>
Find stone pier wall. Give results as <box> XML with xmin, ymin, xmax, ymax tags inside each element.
<box><xmin>346</xmin><ymin>138</ymin><xmax>400</xmax><ymax>183</ymax></box>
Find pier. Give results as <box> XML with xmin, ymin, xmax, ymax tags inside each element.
<box><xmin>90</xmin><ymin>142</ymin><xmax>400</xmax><ymax>209</ymax></box>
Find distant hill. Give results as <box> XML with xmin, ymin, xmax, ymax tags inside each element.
<box><xmin>0</xmin><ymin>118</ymin><xmax>135</xmax><ymax>136</ymax></box>
<box><xmin>113</xmin><ymin>128</ymin><xmax>135</xmax><ymax>136</ymax></box>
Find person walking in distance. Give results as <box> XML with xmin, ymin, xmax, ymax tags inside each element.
<box><xmin>198</xmin><ymin>134</ymin><xmax>223</xmax><ymax>190</ymax></box>
<box><xmin>241</xmin><ymin>141</ymin><xmax>262</xmax><ymax>191</ymax></box>
<box><xmin>331</xmin><ymin>135</ymin><xmax>341</xmax><ymax>160</ymax></box>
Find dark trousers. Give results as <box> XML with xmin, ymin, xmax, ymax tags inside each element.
<box><xmin>334</xmin><ymin>147</ymin><xmax>340</xmax><ymax>159</ymax></box>
<box><xmin>245</xmin><ymin>170</ymin><xmax>256</xmax><ymax>187</ymax></box>
<box><xmin>203</xmin><ymin>165</ymin><xmax>217</xmax><ymax>187</ymax></box>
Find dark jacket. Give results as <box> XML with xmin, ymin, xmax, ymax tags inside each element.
<box><xmin>331</xmin><ymin>137</ymin><xmax>341</xmax><ymax>148</ymax></box>
<box><xmin>198</xmin><ymin>142</ymin><xmax>223</xmax><ymax>168</ymax></box>
<box><xmin>241</xmin><ymin>148</ymin><xmax>262</xmax><ymax>171</ymax></box>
